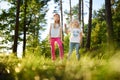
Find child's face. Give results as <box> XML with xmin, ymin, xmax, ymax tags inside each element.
<box><xmin>54</xmin><ymin>14</ymin><xmax>60</xmax><ymax>22</ymax></box>
<box><xmin>73</xmin><ymin>21</ymin><xmax>79</xmax><ymax>27</ymax></box>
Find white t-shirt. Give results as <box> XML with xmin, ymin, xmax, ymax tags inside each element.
<box><xmin>69</xmin><ymin>28</ymin><xmax>82</xmax><ymax>43</ymax></box>
<box><xmin>50</xmin><ymin>23</ymin><xmax>61</xmax><ymax>38</ymax></box>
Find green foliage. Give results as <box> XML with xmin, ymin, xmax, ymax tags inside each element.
<box><xmin>64</xmin><ymin>4</ymin><xmax>79</xmax><ymax>23</ymax></box>
<box><xmin>0</xmin><ymin>0</ymin><xmax>50</xmax><ymax>53</ymax></box>
<box><xmin>64</xmin><ymin>34</ymin><xmax>70</xmax><ymax>53</ymax></box>
<box><xmin>89</xmin><ymin>0</ymin><xmax>120</xmax><ymax>49</ymax></box>
<box><xmin>26</xmin><ymin>35</ymin><xmax>41</xmax><ymax>56</ymax></box>
<box><xmin>112</xmin><ymin>0</ymin><xmax>120</xmax><ymax>45</ymax></box>
<box><xmin>0</xmin><ymin>54</ymin><xmax>19</xmax><ymax>80</ymax></box>
<box><xmin>91</xmin><ymin>19</ymin><xmax>107</xmax><ymax>49</ymax></box>
<box><xmin>1</xmin><ymin>49</ymin><xmax>120</xmax><ymax>80</ymax></box>
<box><xmin>40</xmin><ymin>38</ymin><xmax>51</xmax><ymax>57</ymax></box>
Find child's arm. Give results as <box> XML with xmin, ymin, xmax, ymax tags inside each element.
<box><xmin>80</xmin><ymin>32</ymin><xmax>83</xmax><ymax>45</ymax></box>
<box><xmin>64</xmin><ymin>24</ymin><xmax>69</xmax><ymax>34</ymax></box>
<box><xmin>49</xmin><ymin>23</ymin><xmax>52</xmax><ymax>40</ymax></box>
<box><xmin>60</xmin><ymin>27</ymin><xmax>63</xmax><ymax>41</ymax></box>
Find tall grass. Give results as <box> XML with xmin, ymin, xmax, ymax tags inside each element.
<box><xmin>0</xmin><ymin>49</ymin><xmax>120</xmax><ymax>80</ymax></box>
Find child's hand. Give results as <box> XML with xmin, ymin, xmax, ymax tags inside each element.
<box><xmin>62</xmin><ymin>41</ymin><xmax>64</xmax><ymax>44</ymax></box>
<box><xmin>48</xmin><ymin>36</ymin><xmax>51</xmax><ymax>43</ymax></box>
<box><xmin>64</xmin><ymin>23</ymin><xmax>69</xmax><ymax>34</ymax></box>
<box><xmin>60</xmin><ymin>40</ymin><xmax>64</xmax><ymax>44</ymax></box>
<box><xmin>64</xmin><ymin>23</ymin><xmax>67</xmax><ymax>28</ymax></box>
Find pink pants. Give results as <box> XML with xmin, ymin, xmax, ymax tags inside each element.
<box><xmin>50</xmin><ymin>38</ymin><xmax>64</xmax><ymax>60</ymax></box>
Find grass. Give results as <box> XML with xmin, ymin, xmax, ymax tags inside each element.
<box><xmin>0</xmin><ymin>49</ymin><xmax>120</xmax><ymax>80</ymax></box>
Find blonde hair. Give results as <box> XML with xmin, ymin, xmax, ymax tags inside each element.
<box><xmin>71</xmin><ymin>20</ymin><xmax>80</xmax><ymax>28</ymax></box>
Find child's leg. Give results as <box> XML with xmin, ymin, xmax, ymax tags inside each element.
<box><xmin>56</xmin><ymin>38</ymin><xmax>64</xmax><ymax>60</ymax></box>
<box><xmin>50</xmin><ymin>38</ymin><xmax>56</xmax><ymax>60</ymax></box>
<box><xmin>68</xmin><ymin>42</ymin><xmax>74</xmax><ymax>60</ymax></box>
<box><xmin>56</xmin><ymin>38</ymin><xmax>64</xmax><ymax>59</ymax></box>
<box><xmin>75</xmin><ymin>43</ymin><xmax>80</xmax><ymax>60</ymax></box>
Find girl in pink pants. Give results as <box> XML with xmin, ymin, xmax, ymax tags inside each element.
<box><xmin>50</xmin><ymin>38</ymin><xmax>63</xmax><ymax>60</ymax></box>
<box><xmin>49</xmin><ymin>13</ymin><xmax>64</xmax><ymax>60</ymax></box>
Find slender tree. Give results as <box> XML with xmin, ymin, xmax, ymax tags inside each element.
<box><xmin>86</xmin><ymin>0</ymin><xmax>92</xmax><ymax>50</ymax></box>
<box><xmin>60</xmin><ymin>0</ymin><xmax>64</xmax><ymax>41</ymax></box>
<box><xmin>81</xmin><ymin>0</ymin><xmax>84</xmax><ymax>31</ymax></box>
<box><xmin>81</xmin><ymin>0</ymin><xmax>85</xmax><ymax>47</ymax></box>
<box><xmin>59</xmin><ymin>0</ymin><xmax>64</xmax><ymax>54</ymax></box>
<box><xmin>13</xmin><ymin>0</ymin><xmax>20</xmax><ymax>54</ymax></box>
<box><xmin>105</xmin><ymin>0</ymin><xmax>114</xmax><ymax>46</ymax></box>
<box><xmin>78</xmin><ymin>0</ymin><xmax>81</xmax><ymax>22</ymax></box>
<box><xmin>69</xmin><ymin>0</ymin><xmax>72</xmax><ymax>21</ymax></box>
<box><xmin>23</xmin><ymin>0</ymin><xmax>27</xmax><ymax>56</ymax></box>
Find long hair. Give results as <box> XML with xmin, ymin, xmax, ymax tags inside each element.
<box><xmin>53</xmin><ymin>13</ymin><xmax>60</xmax><ymax>28</ymax></box>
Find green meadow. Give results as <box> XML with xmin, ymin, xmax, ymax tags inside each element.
<box><xmin>0</xmin><ymin>48</ymin><xmax>120</xmax><ymax>80</ymax></box>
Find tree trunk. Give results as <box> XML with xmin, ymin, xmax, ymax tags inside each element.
<box><xmin>60</xmin><ymin>0</ymin><xmax>63</xmax><ymax>40</ymax></box>
<box><xmin>105</xmin><ymin>0</ymin><xmax>115</xmax><ymax>53</ymax></box>
<box><xmin>23</xmin><ymin>0</ymin><xmax>27</xmax><ymax>56</ymax></box>
<box><xmin>86</xmin><ymin>0</ymin><xmax>92</xmax><ymax>50</ymax></box>
<box><xmin>60</xmin><ymin>0</ymin><xmax>64</xmax><ymax>52</ymax></box>
<box><xmin>105</xmin><ymin>0</ymin><xmax>114</xmax><ymax>46</ymax></box>
<box><xmin>81</xmin><ymin>0</ymin><xmax>85</xmax><ymax>47</ymax></box>
<box><xmin>81</xmin><ymin>0</ymin><xmax>84</xmax><ymax>30</ymax></box>
<box><xmin>78</xmin><ymin>0</ymin><xmax>81</xmax><ymax>22</ymax></box>
<box><xmin>69</xmin><ymin>0</ymin><xmax>72</xmax><ymax>21</ymax></box>
<box><xmin>13</xmin><ymin>0</ymin><xmax>20</xmax><ymax>54</ymax></box>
